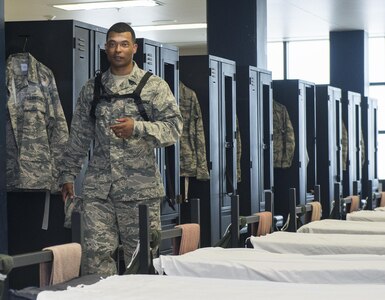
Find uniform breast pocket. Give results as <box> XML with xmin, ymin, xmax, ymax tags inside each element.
<box><xmin>21</xmin><ymin>97</ymin><xmax>51</xmax><ymax>161</ymax></box>
<box><xmin>23</xmin><ymin>96</ymin><xmax>47</xmax><ymax>133</ymax></box>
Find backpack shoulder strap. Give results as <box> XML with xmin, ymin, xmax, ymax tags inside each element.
<box><xmin>132</xmin><ymin>71</ymin><xmax>153</xmax><ymax>121</ymax></box>
<box><xmin>90</xmin><ymin>70</ymin><xmax>103</xmax><ymax>120</ymax></box>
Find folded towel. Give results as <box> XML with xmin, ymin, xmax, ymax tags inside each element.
<box><xmin>350</xmin><ymin>195</ymin><xmax>360</xmax><ymax>212</ymax></box>
<box><xmin>254</xmin><ymin>211</ymin><xmax>273</xmax><ymax>236</ymax></box>
<box><xmin>173</xmin><ymin>224</ymin><xmax>200</xmax><ymax>255</ymax></box>
<box><xmin>309</xmin><ymin>201</ymin><xmax>322</xmax><ymax>221</ymax></box>
<box><xmin>39</xmin><ymin>243</ymin><xmax>81</xmax><ymax>287</ymax></box>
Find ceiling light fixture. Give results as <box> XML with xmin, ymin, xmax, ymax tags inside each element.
<box><xmin>134</xmin><ymin>23</ymin><xmax>207</xmax><ymax>32</ymax></box>
<box><xmin>53</xmin><ymin>0</ymin><xmax>160</xmax><ymax>11</ymax></box>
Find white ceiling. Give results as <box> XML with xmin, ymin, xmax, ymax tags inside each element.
<box><xmin>5</xmin><ymin>0</ymin><xmax>385</xmax><ymax>49</ymax></box>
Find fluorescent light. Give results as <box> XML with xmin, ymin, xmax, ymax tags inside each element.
<box><xmin>53</xmin><ymin>0</ymin><xmax>160</xmax><ymax>11</ymax></box>
<box><xmin>134</xmin><ymin>23</ymin><xmax>207</xmax><ymax>32</ymax></box>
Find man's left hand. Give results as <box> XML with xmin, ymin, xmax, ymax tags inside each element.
<box><xmin>110</xmin><ymin>117</ymin><xmax>134</xmax><ymax>138</ymax></box>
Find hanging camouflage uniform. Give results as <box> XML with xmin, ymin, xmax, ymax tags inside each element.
<box><xmin>59</xmin><ymin>63</ymin><xmax>182</xmax><ymax>276</ymax></box>
<box><xmin>179</xmin><ymin>82</ymin><xmax>209</xmax><ymax>180</ymax></box>
<box><xmin>273</xmin><ymin>100</ymin><xmax>295</xmax><ymax>168</ymax></box>
<box><xmin>6</xmin><ymin>53</ymin><xmax>69</xmax><ymax>192</ymax></box>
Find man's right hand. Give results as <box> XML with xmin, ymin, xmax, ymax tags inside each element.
<box><xmin>61</xmin><ymin>182</ymin><xmax>75</xmax><ymax>203</ymax></box>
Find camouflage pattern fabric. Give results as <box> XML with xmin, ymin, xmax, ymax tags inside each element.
<box><xmin>82</xmin><ymin>194</ymin><xmax>161</xmax><ymax>276</ymax></box>
<box><xmin>342</xmin><ymin>122</ymin><xmax>348</xmax><ymax>171</ymax></box>
<box><xmin>6</xmin><ymin>53</ymin><xmax>69</xmax><ymax>192</ymax></box>
<box><xmin>59</xmin><ymin>62</ymin><xmax>182</xmax><ymax>274</ymax></box>
<box><xmin>179</xmin><ymin>82</ymin><xmax>209</xmax><ymax>180</ymax></box>
<box><xmin>273</xmin><ymin>100</ymin><xmax>295</xmax><ymax>168</ymax></box>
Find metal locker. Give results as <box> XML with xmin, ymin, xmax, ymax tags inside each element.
<box><xmin>209</xmin><ymin>55</ymin><xmax>237</xmax><ymax>244</ymax></box>
<box><xmin>248</xmin><ymin>67</ymin><xmax>273</xmax><ymax>214</ymax></box>
<box><xmin>361</xmin><ymin>96</ymin><xmax>379</xmax><ymax>208</ymax></box>
<box><xmin>342</xmin><ymin>91</ymin><xmax>362</xmax><ymax>197</ymax></box>
<box><xmin>272</xmin><ymin>80</ymin><xmax>317</xmax><ymax>219</ymax></box>
<box><xmin>316</xmin><ymin>85</ymin><xmax>342</xmax><ymax>218</ymax></box>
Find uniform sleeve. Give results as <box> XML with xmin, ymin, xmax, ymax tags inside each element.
<box><xmin>192</xmin><ymin>92</ymin><xmax>209</xmax><ymax>180</ymax></box>
<box><xmin>46</xmin><ymin>74</ymin><xmax>70</xmax><ymax>191</ymax></box>
<box><xmin>58</xmin><ymin>81</ymin><xmax>95</xmax><ymax>185</ymax></box>
<box><xmin>282</xmin><ymin>108</ymin><xmax>295</xmax><ymax>168</ymax></box>
<box><xmin>133</xmin><ymin>79</ymin><xmax>183</xmax><ymax>147</ymax></box>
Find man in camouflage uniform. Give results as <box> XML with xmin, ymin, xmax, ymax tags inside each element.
<box><xmin>59</xmin><ymin>23</ymin><xmax>183</xmax><ymax>275</ymax></box>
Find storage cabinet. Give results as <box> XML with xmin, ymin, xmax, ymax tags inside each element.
<box><xmin>180</xmin><ymin>55</ymin><xmax>237</xmax><ymax>246</ymax></box>
<box><xmin>272</xmin><ymin>80</ymin><xmax>317</xmax><ymax>219</ymax></box>
<box><xmin>361</xmin><ymin>96</ymin><xmax>379</xmax><ymax>208</ymax></box>
<box><xmin>316</xmin><ymin>85</ymin><xmax>343</xmax><ymax>218</ymax></box>
<box><xmin>237</xmin><ymin>66</ymin><xmax>273</xmax><ymax>215</ymax></box>
<box><xmin>342</xmin><ymin>91</ymin><xmax>362</xmax><ymax>197</ymax></box>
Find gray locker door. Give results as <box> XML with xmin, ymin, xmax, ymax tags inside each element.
<box><xmin>347</xmin><ymin>91</ymin><xmax>362</xmax><ymax>195</ymax></box>
<box><xmin>74</xmin><ymin>26</ymin><xmax>91</xmax><ymax>195</ymax></box>
<box><xmin>160</xmin><ymin>46</ymin><xmax>181</xmax><ymax>218</ymax></box>
<box><xmin>329</xmin><ymin>87</ymin><xmax>343</xmax><ymax>207</ymax></box>
<box><xmin>142</xmin><ymin>42</ymin><xmax>159</xmax><ymax>75</ymax></box>
<box><xmin>94</xmin><ymin>31</ymin><xmax>106</xmax><ymax>72</ymax></box>
<box><xmin>298</xmin><ymin>82</ymin><xmax>307</xmax><ymax>204</ymax></box>
<box><xmin>209</xmin><ymin>55</ymin><xmax>237</xmax><ymax>244</ymax></box>
<box><xmin>367</xmin><ymin>98</ymin><xmax>378</xmax><ymax>182</ymax></box>
<box><xmin>249</xmin><ymin>67</ymin><xmax>272</xmax><ymax>213</ymax></box>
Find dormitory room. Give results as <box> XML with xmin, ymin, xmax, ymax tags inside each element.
<box><xmin>1</xmin><ymin>0</ymin><xmax>385</xmax><ymax>299</ymax></box>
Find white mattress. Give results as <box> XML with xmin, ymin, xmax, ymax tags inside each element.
<box><xmin>297</xmin><ymin>219</ymin><xmax>385</xmax><ymax>234</ymax></box>
<box><xmin>36</xmin><ymin>274</ymin><xmax>385</xmax><ymax>300</ymax></box>
<box><xmin>153</xmin><ymin>247</ymin><xmax>385</xmax><ymax>284</ymax></box>
<box><xmin>374</xmin><ymin>206</ymin><xmax>385</xmax><ymax>211</ymax></box>
<box><xmin>347</xmin><ymin>210</ymin><xmax>385</xmax><ymax>221</ymax></box>
<box><xmin>250</xmin><ymin>231</ymin><xmax>385</xmax><ymax>255</ymax></box>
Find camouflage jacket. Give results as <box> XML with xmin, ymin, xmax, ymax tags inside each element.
<box><xmin>273</xmin><ymin>100</ymin><xmax>295</xmax><ymax>168</ymax></box>
<box><xmin>59</xmin><ymin>63</ymin><xmax>183</xmax><ymax>201</ymax></box>
<box><xmin>6</xmin><ymin>53</ymin><xmax>69</xmax><ymax>192</ymax></box>
<box><xmin>179</xmin><ymin>82</ymin><xmax>209</xmax><ymax>180</ymax></box>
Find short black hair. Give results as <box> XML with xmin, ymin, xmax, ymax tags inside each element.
<box><xmin>106</xmin><ymin>22</ymin><xmax>136</xmax><ymax>43</ymax></box>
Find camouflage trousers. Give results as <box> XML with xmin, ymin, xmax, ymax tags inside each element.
<box><xmin>81</xmin><ymin>193</ymin><xmax>161</xmax><ymax>276</ymax></box>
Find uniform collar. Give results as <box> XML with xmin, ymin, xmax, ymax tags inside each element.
<box><xmin>6</xmin><ymin>52</ymin><xmax>40</xmax><ymax>86</ymax></box>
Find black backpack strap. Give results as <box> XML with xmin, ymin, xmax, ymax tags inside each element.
<box><xmin>90</xmin><ymin>70</ymin><xmax>103</xmax><ymax>120</ymax></box>
<box><xmin>131</xmin><ymin>71</ymin><xmax>152</xmax><ymax>121</ymax></box>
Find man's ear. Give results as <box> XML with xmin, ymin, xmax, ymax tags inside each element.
<box><xmin>133</xmin><ymin>43</ymin><xmax>138</xmax><ymax>54</ymax></box>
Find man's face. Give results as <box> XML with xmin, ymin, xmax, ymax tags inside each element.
<box><xmin>105</xmin><ymin>31</ymin><xmax>138</xmax><ymax>71</ymax></box>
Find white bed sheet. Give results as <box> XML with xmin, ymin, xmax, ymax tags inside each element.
<box><xmin>347</xmin><ymin>210</ymin><xmax>385</xmax><ymax>221</ymax></box>
<box><xmin>36</xmin><ymin>274</ymin><xmax>385</xmax><ymax>300</ymax></box>
<box><xmin>375</xmin><ymin>206</ymin><xmax>385</xmax><ymax>211</ymax></box>
<box><xmin>153</xmin><ymin>247</ymin><xmax>385</xmax><ymax>284</ymax></box>
<box><xmin>250</xmin><ymin>231</ymin><xmax>385</xmax><ymax>255</ymax></box>
<box><xmin>297</xmin><ymin>219</ymin><xmax>385</xmax><ymax>234</ymax></box>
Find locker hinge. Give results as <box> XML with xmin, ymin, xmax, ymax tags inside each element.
<box><xmin>143</xmin><ymin>53</ymin><xmax>147</xmax><ymax>64</ymax></box>
<box><xmin>73</xmin><ymin>37</ymin><xmax>76</xmax><ymax>49</ymax></box>
<box><xmin>233</xmin><ymin>73</ymin><xmax>236</xmax><ymax>81</ymax></box>
<box><xmin>209</xmin><ymin>161</ymin><xmax>212</xmax><ymax>170</ymax></box>
<box><xmin>209</xmin><ymin>67</ymin><xmax>212</xmax><ymax>76</ymax></box>
<box><xmin>176</xmin><ymin>60</ymin><xmax>179</xmax><ymax>70</ymax></box>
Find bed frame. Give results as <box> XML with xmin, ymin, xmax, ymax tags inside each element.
<box><xmin>287</xmin><ymin>184</ymin><xmax>321</xmax><ymax>232</ymax></box>
<box><xmin>138</xmin><ymin>198</ymin><xmax>200</xmax><ymax>274</ymax></box>
<box><xmin>229</xmin><ymin>191</ymin><xmax>273</xmax><ymax>248</ymax></box>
